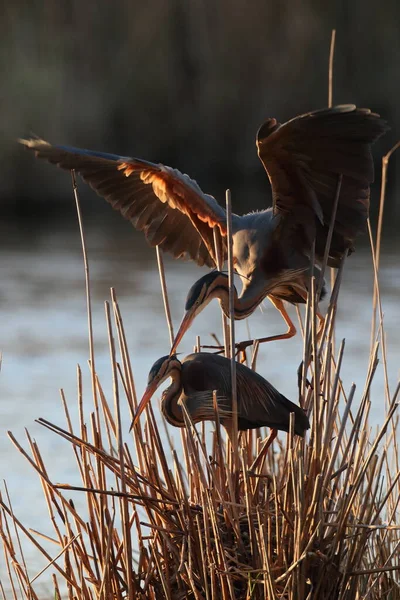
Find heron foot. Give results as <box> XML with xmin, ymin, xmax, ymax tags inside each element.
<box><xmin>200</xmin><ymin>344</ymin><xmax>226</xmax><ymax>354</ymax></box>
<box><xmin>200</xmin><ymin>341</ymin><xmax>255</xmax><ymax>355</ymax></box>
<box><xmin>235</xmin><ymin>340</ymin><xmax>254</xmax><ymax>352</ymax></box>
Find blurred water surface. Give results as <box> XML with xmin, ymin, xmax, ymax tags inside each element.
<box><xmin>0</xmin><ymin>217</ymin><xmax>399</xmax><ymax>590</ymax></box>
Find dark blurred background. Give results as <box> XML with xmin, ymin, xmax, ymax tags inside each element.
<box><xmin>1</xmin><ymin>0</ymin><xmax>399</xmax><ymax>223</ymax></box>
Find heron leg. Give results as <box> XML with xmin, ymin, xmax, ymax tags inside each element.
<box><xmin>203</xmin><ymin>297</ymin><xmax>324</xmax><ymax>353</ymax></box>
<box><xmin>235</xmin><ymin>297</ymin><xmax>297</xmax><ymax>352</ymax></box>
<box><xmin>248</xmin><ymin>428</ymin><xmax>278</xmax><ymax>474</ymax></box>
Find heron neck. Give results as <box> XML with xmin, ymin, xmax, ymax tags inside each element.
<box><xmin>160</xmin><ymin>368</ymin><xmax>185</xmax><ymax>427</ymax></box>
<box><xmin>218</xmin><ymin>281</ymin><xmax>267</xmax><ymax>320</ymax></box>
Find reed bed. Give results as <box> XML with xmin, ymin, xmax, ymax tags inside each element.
<box><xmin>1</xmin><ymin>142</ymin><xmax>400</xmax><ymax>597</ymax></box>
<box><xmin>1</xmin><ymin>222</ymin><xmax>400</xmax><ymax>600</ymax></box>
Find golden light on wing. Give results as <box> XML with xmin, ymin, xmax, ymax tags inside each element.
<box><xmin>118</xmin><ymin>161</ymin><xmax>227</xmax><ymax>235</ymax></box>
<box><xmin>20</xmin><ymin>139</ymin><xmax>228</xmax><ymax>267</ymax></box>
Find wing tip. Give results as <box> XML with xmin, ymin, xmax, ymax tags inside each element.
<box><xmin>18</xmin><ymin>137</ymin><xmax>49</xmax><ymax>150</ymax></box>
<box><xmin>310</xmin><ymin>104</ymin><xmax>389</xmax><ymax>126</ymax></box>
<box><xmin>329</xmin><ymin>103</ymin><xmax>356</xmax><ymax>112</ymax></box>
<box><xmin>256</xmin><ymin>118</ymin><xmax>281</xmax><ymax>146</ymax></box>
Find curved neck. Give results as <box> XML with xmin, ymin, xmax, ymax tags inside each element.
<box><xmin>160</xmin><ymin>367</ymin><xmax>185</xmax><ymax>427</ymax></box>
<box><xmin>215</xmin><ymin>277</ymin><xmax>268</xmax><ymax>321</ymax></box>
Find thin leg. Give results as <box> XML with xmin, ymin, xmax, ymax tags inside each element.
<box><xmin>202</xmin><ymin>296</ymin><xmax>313</xmax><ymax>354</ymax></box>
<box><xmin>200</xmin><ymin>344</ymin><xmax>249</xmax><ymax>361</ymax></box>
<box><xmin>248</xmin><ymin>428</ymin><xmax>278</xmax><ymax>474</ymax></box>
<box><xmin>235</xmin><ymin>296</ymin><xmax>297</xmax><ymax>352</ymax></box>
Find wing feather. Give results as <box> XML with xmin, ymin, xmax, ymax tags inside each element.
<box><xmin>256</xmin><ymin>105</ymin><xmax>389</xmax><ymax>264</ymax></box>
<box><xmin>20</xmin><ymin>138</ymin><xmax>228</xmax><ymax>267</ymax></box>
<box><xmin>182</xmin><ymin>353</ymin><xmax>309</xmax><ymax>435</ymax></box>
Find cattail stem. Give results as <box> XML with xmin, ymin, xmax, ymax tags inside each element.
<box><xmin>213</xmin><ymin>226</ymin><xmax>230</xmax><ymax>356</ymax></box>
<box><xmin>156</xmin><ymin>246</ymin><xmax>175</xmax><ymax>346</ymax></box>
<box><xmin>71</xmin><ymin>170</ymin><xmax>100</xmax><ymax>428</ymax></box>
<box><xmin>226</xmin><ymin>190</ymin><xmax>238</xmax><ymax>465</ymax></box>
<box><xmin>328</xmin><ymin>29</ymin><xmax>336</xmax><ymax>108</ymax></box>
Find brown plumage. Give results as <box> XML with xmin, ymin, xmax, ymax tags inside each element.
<box><xmin>256</xmin><ymin>106</ymin><xmax>386</xmax><ymax>266</ymax></box>
<box><xmin>131</xmin><ymin>353</ymin><xmax>310</xmax><ymax>438</ymax></box>
<box><xmin>20</xmin><ymin>105</ymin><xmax>389</xmax><ymax>350</ymax></box>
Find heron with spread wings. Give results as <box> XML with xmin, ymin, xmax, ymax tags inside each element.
<box><xmin>20</xmin><ymin>105</ymin><xmax>388</xmax><ymax>350</ymax></box>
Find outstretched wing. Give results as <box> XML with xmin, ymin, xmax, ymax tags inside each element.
<box><xmin>256</xmin><ymin>106</ymin><xmax>389</xmax><ymax>265</ymax></box>
<box><xmin>20</xmin><ymin>138</ymin><xmax>228</xmax><ymax>267</ymax></box>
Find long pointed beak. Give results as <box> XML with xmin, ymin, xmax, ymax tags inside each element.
<box><xmin>170</xmin><ymin>309</ymin><xmax>195</xmax><ymax>355</ymax></box>
<box><xmin>129</xmin><ymin>381</ymin><xmax>158</xmax><ymax>431</ymax></box>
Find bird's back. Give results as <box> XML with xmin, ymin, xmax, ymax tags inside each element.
<box><xmin>181</xmin><ymin>353</ymin><xmax>309</xmax><ymax>435</ymax></box>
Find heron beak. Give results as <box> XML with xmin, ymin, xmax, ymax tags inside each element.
<box><xmin>129</xmin><ymin>381</ymin><xmax>158</xmax><ymax>431</ymax></box>
<box><xmin>170</xmin><ymin>309</ymin><xmax>195</xmax><ymax>355</ymax></box>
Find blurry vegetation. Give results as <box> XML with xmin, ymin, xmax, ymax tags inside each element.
<box><xmin>1</xmin><ymin>0</ymin><xmax>399</xmax><ymax>218</ymax></box>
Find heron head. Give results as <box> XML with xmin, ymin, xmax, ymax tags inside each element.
<box><xmin>130</xmin><ymin>355</ymin><xmax>181</xmax><ymax>429</ymax></box>
<box><xmin>170</xmin><ymin>271</ymin><xmax>228</xmax><ymax>354</ymax></box>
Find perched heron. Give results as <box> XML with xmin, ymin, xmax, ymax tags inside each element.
<box><xmin>131</xmin><ymin>352</ymin><xmax>310</xmax><ymax>454</ymax></box>
<box><xmin>20</xmin><ymin>106</ymin><xmax>388</xmax><ymax>349</ymax></box>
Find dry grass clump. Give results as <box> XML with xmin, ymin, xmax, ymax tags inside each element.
<box><xmin>1</xmin><ymin>242</ymin><xmax>400</xmax><ymax>599</ymax></box>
